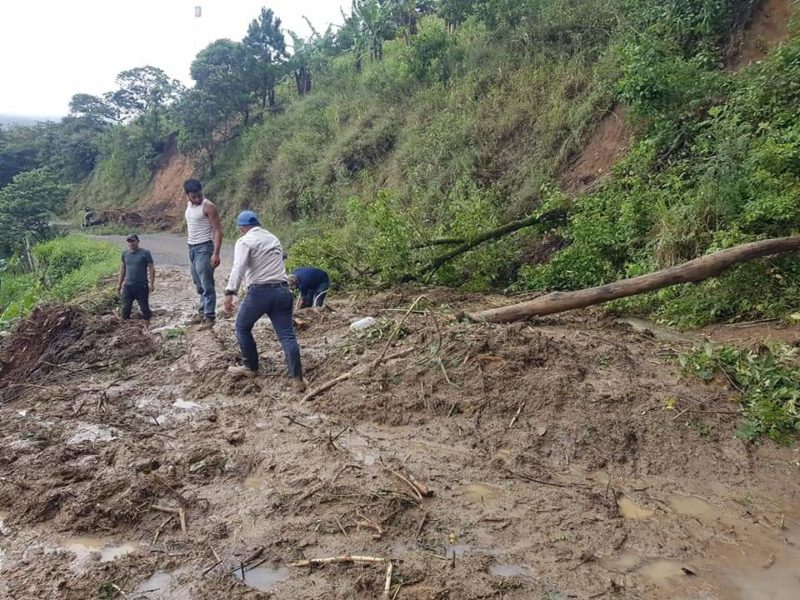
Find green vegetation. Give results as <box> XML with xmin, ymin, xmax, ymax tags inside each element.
<box><xmin>0</xmin><ymin>236</ymin><xmax>119</xmax><ymax>326</ymax></box>
<box><xmin>2</xmin><ymin>0</ymin><xmax>799</xmax><ymax>329</ymax></box>
<box><xmin>681</xmin><ymin>342</ymin><xmax>800</xmax><ymax>444</ymax></box>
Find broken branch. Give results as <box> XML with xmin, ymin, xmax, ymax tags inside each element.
<box><xmin>289</xmin><ymin>555</ymin><xmax>387</xmax><ymax>567</ymax></box>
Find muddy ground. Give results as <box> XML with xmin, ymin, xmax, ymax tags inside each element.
<box><xmin>1</xmin><ymin>251</ymin><xmax>799</xmax><ymax>599</ymax></box>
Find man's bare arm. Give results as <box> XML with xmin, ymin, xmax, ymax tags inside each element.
<box><xmin>117</xmin><ymin>261</ymin><xmax>126</xmax><ymax>292</ymax></box>
<box><xmin>148</xmin><ymin>262</ymin><xmax>155</xmax><ymax>291</ymax></box>
<box><xmin>205</xmin><ymin>201</ymin><xmax>223</xmax><ymax>268</ymax></box>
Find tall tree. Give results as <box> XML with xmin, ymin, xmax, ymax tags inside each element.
<box><xmin>106</xmin><ymin>66</ymin><xmax>184</xmax><ymax>122</ymax></box>
<box><xmin>243</xmin><ymin>8</ymin><xmax>287</xmax><ymax>109</ymax></box>
<box><xmin>0</xmin><ymin>168</ymin><xmax>69</xmax><ymax>258</ymax></box>
<box><xmin>191</xmin><ymin>40</ymin><xmax>252</xmax><ymax>125</ymax></box>
<box><xmin>68</xmin><ymin>93</ymin><xmax>120</xmax><ymax>126</ymax></box>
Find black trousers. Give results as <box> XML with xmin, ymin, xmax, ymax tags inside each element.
<box><xmin>121</xmin><ymin>283</ymin><xmax>152</xmax><ymax>320</ymax></box>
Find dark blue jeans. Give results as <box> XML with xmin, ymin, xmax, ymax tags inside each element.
<box><xmin>301</xmin><ymin>281</ymin><xmax>329</xmax><ymax>308</ymax></box>
<box><xmin>188</xmin><ymin>241</ymin><xmax>216</xmax><ymax>318</ymax></box>
<box><xmin>235</xmin><ymin>284</ymin><xmax>302</xmax><ymax>377</ymax></box>
<box><xmin>121</xmin><ymin>283</ymin><xmax>151</xmax><ymax>320</ymax></box>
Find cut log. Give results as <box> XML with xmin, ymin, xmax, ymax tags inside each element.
<box><xmin>469</xmin><ymin>236</ymin><xmax>800</xmax><ymax>323</ymax></box>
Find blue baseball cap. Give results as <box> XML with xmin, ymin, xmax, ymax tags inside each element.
<box><xmin>236</xmin><ymin>210</ymin><xmax>260</xmax><ymax>227</ymax></box>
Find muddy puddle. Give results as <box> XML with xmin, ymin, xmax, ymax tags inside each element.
<box><xmin>232</xmin><ymin>565</ymin><xmax>289</xmax><ymax>592</ymax></box>
<box><xmin>60</xmin><ymin>537</ymin><xmax>140</xmax><ymax>562</ymax></box>
<box><xmin>616</xmin><ymin>496</ymin><xmax>655</xmax><ymax>520</ymax></box>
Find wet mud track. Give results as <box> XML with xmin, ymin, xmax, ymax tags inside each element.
<box><xmin>0</xmin><ymin>262</ymin><xmax>798</xmax><ymax>599</ymax></box>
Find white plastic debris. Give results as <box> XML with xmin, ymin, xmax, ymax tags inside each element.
<box><xmin>350</xmin><ymin>316</ymin><xmax>378</xmax><ymax>332</ymax></box>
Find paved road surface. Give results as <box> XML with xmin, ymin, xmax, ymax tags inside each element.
<box><xmin>90</xmin><ymin>233</ymin><xmax>234</xmax><ymax>270</ymax></box>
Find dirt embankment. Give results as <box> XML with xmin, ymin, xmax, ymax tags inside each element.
<box><xmin>729</xmin><ymin>0</ymin><xmax>794</xmax><ymax>71</ymax></box>
<box><xmin>561</xmin><ymin>105</ymin><xmax>632</xmax><ymax>194</ymax></box>
<box><xmin>0</xmin><ymin>265</ymin><xmax>798</xmax><ymax>599</ymax></box>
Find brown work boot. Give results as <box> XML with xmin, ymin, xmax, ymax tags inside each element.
<box><xmin>292</xmin><ymin>377</ymin><xmax>307</xmax><ymax>393</ymax></box>
<box><xmin>197</xmin><ymin>318</ymin><xmax>215</xmax><ymax>331</ymax></box>
<box><xmin>188</xmin><ymin>313</ymin><xmax>204</xmax><ymax>325</ymax></box>
<box><xmin>228</xmin><ymin>365</ymin><xmax>257</xmax><ymax>378</ymax></box>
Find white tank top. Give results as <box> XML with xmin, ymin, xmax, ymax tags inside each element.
<box><xmin>185</xmin><ymin>199</ymin><xmax>213</xmax><ymax>245</ymax></box>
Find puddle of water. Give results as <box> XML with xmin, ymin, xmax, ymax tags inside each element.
<box><xmin>494</xmin><ymin>448</ymin><xmax>513</xmax><ymax>462</ymax></box>
<box><xmin>719</xmin><ymin>557</ymin><xmax>800</xmax><ymax>600</ymax></box>
<box><xmin>62</xmin><ymin>537</ymin><xmax>139</xmax><ymax>562</ymax></box>
<box><xmin>444</xmin><ymin>544</ymin><xmax>470</xmax><ymax>558</ymax></box>
<box><xmin>135</xmin><ymin>570</ymin><xmax>173</xmax><ymax>593</ymax></box>
<box><xmin>637</xmin><ymin>559</ymin><xmax>695</xmax><ymax>584</ymax></box>
<box><xmin>711</xmin><ymin>517</ymin><xmax>800</xmax><ymax>600</ymax></box>
<box><xmin>172</xmin><ymin>399</ymin><xmax>201</xmax><ymax>410</ymax></box>
<box><xmin>617</xmin><ymin>496</ymin><xmax>654</xmax><ymax>520</ymax></box>
<box><xmin>243</xmin><ymin>475</ymin><xmax>270</xmax><ymax>489</ymax></box>
<box><xmin>336</xmin><ymin>432</ymin><xmax>383</xmax><ymax>466</ymax></box>
<box><xmin>410</xmin><ymin>439</ymin><xmax>470</xmax><ymax>456</ymax></box>
<box><xmin>490</xmin><ymin>564</ymin><xmax>533</xmax><ymax>577</ymax></box>
<box><xmin>668</xmin><ymin>494</ymin><xmax>716</xmax><ymax>518</ymax></box>
<box><xmin>233</xmin><ymin>566</ymin><xmax>289</xmax><ymax>592</ymax></box>
<box><xmin>463</xmin><ymin>484</ymin><xmax>505</xmax><ymax>509</ymax></box>
<box><xmin>67</xmin><ymin>424</ymin><xmax>119</xmax><ymax>445</ymax></box>
<box><xmin>601</xmin><ymin>552</ymin><xmax>642</xmax><ymax>573</ymax></box>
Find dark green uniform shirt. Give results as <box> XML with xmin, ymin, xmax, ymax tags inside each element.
<box><xmin>122</xmin><ymin>249</ymin><xmax>153</xmax><ymax>286</ymax></box>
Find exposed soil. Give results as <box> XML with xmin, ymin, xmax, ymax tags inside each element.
<box><xmin>1</xmin><ymin>236</ymin><xmax>798</xmax><ymax>600</ymax></box>
<box><xmin>729</xmin><ymin>0</ymin><xmax>794</xmax><ymax>71</ymax></box>
<box><xmin>561</xmin><ymin>105</ymin><xmax>632</xmax><ymax>194</ymax></box>
<box><xmin>136</xmin><ymin>134</ymin><xmax>196</xmax><ymax>231</ymax></box>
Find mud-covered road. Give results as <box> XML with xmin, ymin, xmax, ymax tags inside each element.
<box><xmin>0</xmin><ymin>256</ymin><xmax>798</xmax><ymax>599</ymax></box>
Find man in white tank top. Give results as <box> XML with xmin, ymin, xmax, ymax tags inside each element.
<box><xmin>183</xmin><ymin>179</ymin><xmax>223</xmax><ymax>327</ymax></box>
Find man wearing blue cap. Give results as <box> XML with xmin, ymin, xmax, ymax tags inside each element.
<box><xmin>223</xmin><ymin>210</ymin><xmax>306</xmax><ymax>392</ymax></box>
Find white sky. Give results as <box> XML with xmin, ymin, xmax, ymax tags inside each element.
<box><xmin>0</xmin><ymin>0</ymin><xmax>348</xmax><ymax>117</ymax></box>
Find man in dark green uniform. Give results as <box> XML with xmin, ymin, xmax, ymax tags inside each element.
<box><xmin>117</xmin><ymin>233</ymin><xmax>155</xmax><ymax>320</ymax></box>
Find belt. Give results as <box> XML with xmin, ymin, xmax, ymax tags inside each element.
<box><xmin>187</xmin><ymin>240</ymin><xmax>213</xmax><ymax>247</ymax></box>
<box><xmin>248</xmin><ymin>281</ymin><xmax>288</xmax><ymax>289</ymax></box>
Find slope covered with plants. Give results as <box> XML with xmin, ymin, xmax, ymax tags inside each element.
<box><xmin>2</xmin><ymin>0</ymin><xmax>798</xmax><ymax>327</ymax></box>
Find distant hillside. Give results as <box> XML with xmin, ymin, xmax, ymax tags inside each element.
<box><xmin>0</xmin><ymin>114</ymin><xmax>56</xmax><ymax>128</ymax></box>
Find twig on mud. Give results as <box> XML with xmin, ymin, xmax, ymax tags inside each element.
<box><xmin>384</xmin><ymin>561</ymin><xmax>394</xmax><ymax>597</ymax></box>
<box><xmin>383</xmin><ymin>466</ymin><xmax>424</xmax><ymax>501</ymax></box>
<box><xmin>109</xmin><ymin>583</ymin><xmax>129</xmax><ymax>598</ymax></box>
<box><xmin>151</xmin><ymin>504</ymin><xmax>187</xmax><ymax>533</ymax></box>
<box><xmin>202</xmin><ymin>544</ymin><xmax>224</xmax><ymax>576</ymax></box>
<box><xmin>415</xmin><ymin>512</ymin><xmax>428</xmax><ymax>538</ymax></box>
<box><xmin>437</xmin><ymin>358</ymin><xmax>456</xmax><ymax>387</ymax></box>
<box><xmin>331</xmin><ymin>463</ymin><xmax>362</xmax><ymax>485</ymax></box>
<box><xmin>373</xmin><ymin>295</ymin><xmax>426</xmax><ymax>369</ymax></box>
<box><xmin>303</xmin><ymin>347</ymin><xmax>415</xmax><ymax>402</ymax></box>
<box><xmin>283</xmin><ymin>415</ymin><xmax>311</xmax><ymax>429</ymax></box>
<box><xmin>303</xmin><ymin>372</ymin><xmax>352</xmax><ymax>402</ymax></box>
<box><xmin>328</xmin><ymin>425</ymin><xmax>350</xmax><ymax>446</ymax></box>
<box><xmin>42</xmin><ymin>360</ymin><xmax>100</xmax><ymax>374</ymax></box>
<box><xmin>447</xmin><ymin>402</ymin><xmax>458</xmax><ymax>417</ymax></box>
<box><xmin>501</xmin><ymin>467</ymin><xmax>579</xmax><ymax>490</ymax></box>
<box><xmin>402</xmin><ymin>468</ymin><xmax>433</xmax><ymax>498</ymax></box>
<box><xmin>335</xmin><ymin>515</ymin><xmax>350</xmax><ymax>538</ymax></box>
<box><xmin>149</xmin><ymin>474</ymin><xmax>190</xmax><ymax>507</ymax></box>
<box><xmin>508</xmin><ymin>400</ymin><xmax>526</xmax><ymax>429</ymax></box>
<box><xmin>289</xmin><ymin>555</ymin><xmax>387</xmax><ymax>567</ymax></box>
<box><xmin>152</xmin><ymin>516</ymin><xmax>173</xmax><ymax>544</ymax></box>
<box><xmin>356</xmin><ymin>511</ymin><xmax>384</xmax><ymax>540</ymax></box>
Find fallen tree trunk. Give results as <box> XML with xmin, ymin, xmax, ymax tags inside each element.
<box><xmin>469</xmin><ymin>236</ymin><xmax>800</xmax><ymax>323</ymax></box>
<box><xmin>421</xmin><ymin>209</ymin><xmax>566</xmax><ymax>275</ymax></box>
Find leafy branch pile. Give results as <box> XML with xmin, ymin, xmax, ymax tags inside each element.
<box><xmin>681</xmin><ymin>342</ymin><xmax>800</xmax><ymax>443</ymax></box>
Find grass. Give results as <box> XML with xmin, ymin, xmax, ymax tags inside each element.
<box><xmin>0</xmin><ymin>235</ymin><xmax>119</xmax><ymax>327</ymax></box>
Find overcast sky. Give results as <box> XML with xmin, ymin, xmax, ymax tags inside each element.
<box><xmin>0</xmin><ymin>0</ymin><xmax>347</xmax><ymax>117</ymax></box>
